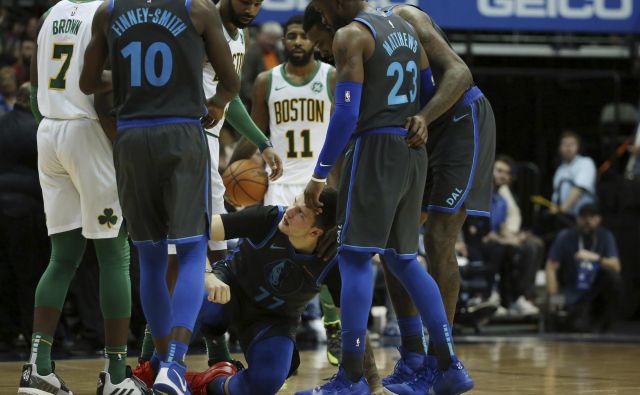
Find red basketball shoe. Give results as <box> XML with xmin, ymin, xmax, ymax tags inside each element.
<box><xmin>186</xmin><ymin>361</ymin><xmax>238</xmax><ymax>395</ymax></box>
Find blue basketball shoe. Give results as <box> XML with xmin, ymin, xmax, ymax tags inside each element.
<box><xmin>430</xmin><ymin>358</ymin><xmax>474</xmax><ymax>395</ymax></box>
<box><xmin>381</xmin><ymin>347</ymin><xmax>428</xmax><ymax>388</ymax></box>
<box><xmin>153</xmin><ymin>361</ymin><xmax>191</xmax><ymax>395</ymax></box>
<box><xmin>383</xmin><ymin>351</ymin><xmax>436</xmax><ymax>395</ymax></box>
<box><xmin>295</xmin><ymin>366</ymin><xmax>370</xmax><ymax>395</ymax></box>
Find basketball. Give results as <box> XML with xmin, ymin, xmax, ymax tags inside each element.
<box><xmin>223</xmin><ymin>159</ymin><xmax>269</xmax><ymax>206</ymax></box>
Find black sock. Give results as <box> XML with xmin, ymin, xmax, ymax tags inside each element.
<box><xmin>402</xmin><ymin>335</ymin><xmax>426</xmax><ymax>354</ymax></box>
<box><xmin>342</xmin><ymin>351</ymin><xmax>364</xmax><ymax>382</ymax></box>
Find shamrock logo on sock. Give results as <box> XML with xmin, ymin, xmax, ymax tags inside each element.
<box><xmin>98</xmin><ymin>208</ymin><xmax>118</xmax><ymax>228</ymax></box>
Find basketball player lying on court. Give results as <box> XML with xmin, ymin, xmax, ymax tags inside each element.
<box><xmin>134</xmin><ymin>187</ymin><xmax>383</xmax><ymax>395</ymax></box>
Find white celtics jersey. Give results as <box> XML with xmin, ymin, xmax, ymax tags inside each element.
<box><xmin>268</xmin><ymin>61</ymin><xmax>334</xmax><ymax>185</ymax></box>
<box><xmin>202</xmin><ymin>26</ymin><xmax>245</xmax><ymax>136</ymax></box>
<box><xmin>37</xmin><ymin>0</ymin><xmax>100</xmax><ymax>120</ymax></box>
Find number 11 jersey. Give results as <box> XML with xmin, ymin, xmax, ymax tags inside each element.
<box><xmin>267</xmin><ymin>61</ymin><xmax>333</xmax><ymax>185</ymax></box>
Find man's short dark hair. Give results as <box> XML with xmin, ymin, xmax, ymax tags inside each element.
<box><xmin>578</xmin><ymin>203</ymin><xmax>600</xmax><ymax>217</ymax></box>
<box><xmin>315</xmin><ymin>187</ymin><xmax>338</xmax><ymax>231</ymax></box>
<box><xmin>303</xmin><ymin>3</ymin><xmax>326</xmax><ymax>33</ymax></box>
<box><xmin>283</xmin><ymin>14</ymin><xmax>304</xmax><ymax>35</ymax></box>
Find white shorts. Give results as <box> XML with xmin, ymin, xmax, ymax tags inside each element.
<box><xmin>264</xmin><ymin>183</ymin><xmax>305</xmax><ymax>206</ymax></box>
<box><xmin>168</xmin><ymin>134</ymin><xmax>227</xmax><ymax>254</ymax></box>
<box><xmin>37</xmin><ymin>118</ymin><xmax>122</xmax><ymax>239</ymax></box>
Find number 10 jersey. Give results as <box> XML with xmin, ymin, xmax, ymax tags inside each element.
<box><xmin>267</xmin><ymin>61</ymin><xmax>333</xmax><ymax>185</ymax></box>
<box><xmin>108</xmin><ymin>0</ymin><xmax>205</xmax><ymax>120</ymax></box>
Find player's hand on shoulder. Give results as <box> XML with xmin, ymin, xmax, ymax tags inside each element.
<box><xmin>205</xmin><ymin>273</ymin><xmax>231</xmax><ymax>304</ymax></box>
<box><xmin>405</xmin><ymin>115</ymin><xmax>428</xmax><ymax>148</ymax></box>
<box><xmin>262</xmin><ymin>147</ymin><xmax>283</xmax><ymax>181</ymax></box>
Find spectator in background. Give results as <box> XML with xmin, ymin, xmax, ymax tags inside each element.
<box><xmin>12</xmin><ymin>39</ymin><xmax>34</xmax><ymax>85</ymax></box>
<box><xmin>546</xmin><ymin>204</ymin><xmax>622</xmax><ymax>332</ymax></box>
<box><xmin>0</xmin><ymin>66</ymin><xmax>17</xmax><ymax>115</ymax></box>
<box><xmin>240</xmin><ymin>21</ymin><xmax>284</xmax><ymax>105</ymax></box>
<box><xmin>0</xmin><ymin>82</ymin><xmax>49</xmax><ymax>347</ymax></box>
<box><xmin>482</xmin><ymin>156</ymin><xmax>541</xmax><ymax>316</ymax></box>
<box><xmin>551</xmin><ymin>131</ymin><xmax>596</xmax><ymax>217</ymax></box>
<box><xmin>25</xmin><ymin>16</ymin><xmax>38</xmax><ymax>41</ymax></box>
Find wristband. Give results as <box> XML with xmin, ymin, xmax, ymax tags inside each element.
<box><xmin>311</xmin><ymin>176</ymin><xmax>327</xmax><ymax>183</ymax></box>
<box><xmin>259</xmin><ymin>140</ymin><xmax>273</xmax><ymax>153</ymax></box>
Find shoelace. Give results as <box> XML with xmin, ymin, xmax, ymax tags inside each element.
<box><xmin>317</xmin><ymin>372</ymin><xmax>351</xmax><ymax>391</ymax></box>
<box><xmin>383</xmin><ymin>359</ymin><xmax>413</xmax><ymax>384</ymax></box>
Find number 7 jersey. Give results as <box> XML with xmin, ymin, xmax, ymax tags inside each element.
<box><xmin>37</xmin><ymin>0</ymin><xmax>102</xmax><ymax>120</ymax></box>
<box><xmin>267</xmin><ymin>61</ymin><xmax>334</xmax><ymax>185</ymax></box>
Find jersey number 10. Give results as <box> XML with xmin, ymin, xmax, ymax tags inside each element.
<box><xmin>121</xmin><ymin>41</ymin><xmax>173</xmax><ymax>87</ymax></box>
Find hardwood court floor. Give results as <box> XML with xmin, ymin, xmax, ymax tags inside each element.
<box><xmin>2</xmin><ymin>341</ymin><xmax>640</xmax><ymax>394</ymax></box>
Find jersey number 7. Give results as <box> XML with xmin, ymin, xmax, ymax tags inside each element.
<box><xmin>49</xmin><ymin>43</ymin><xmax>74</xmax><ymax>90</ymax></box>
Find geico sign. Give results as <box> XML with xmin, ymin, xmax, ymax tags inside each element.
<box><xmin>478</xmin><ymin>0</ymin><xmax>633</xmax><ymax>19</ymax></box>
<box><xmin>262</xmin><ymin>0</ymin><xmax>417</xmax><ymax>12</ymax></box>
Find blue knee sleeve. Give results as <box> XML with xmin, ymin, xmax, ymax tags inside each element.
<box><xmin>383</xmin><ymin>251</ymin><xmax>454</xmax><ymax>358</ymax></box>
<box><xmin>338</xmin><ymin>250</ymin><xmax>373</xmax><ymax>354</ymax></box>
<box><xmin>227</xmin><ymin>336</ymin><xmax>293</xmax><ymax>395</ymax></box>
<box><xmin>172</xmin><ymin>239</ymin><xmax>207</xmax><ymax>331</ymax></box>
<box><xmin>137</xmin><ymin>241</ymin><xmax>171</xmax><ymax>338</ymax></box>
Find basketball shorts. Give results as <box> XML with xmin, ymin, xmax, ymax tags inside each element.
<box><xmin>113</xmin><ymin>119</ymin><xmax>210</xmax><ymax>244</ymax></box>
<box><xmin>337</xmin><ymin>129</ymin><xmax>428</xmax><ymax>256</ymax></box>
<box><xmin>423</xmin><ymin>87</ymin><xmax>496</xmax><ymax>217</ymax></box>
<box><xmin>264</xmin><ymin>183</ymin><xmax>304</xmax><ymax>206</ymax></box>
<box><xmin>37</xmin><ymin>118</ymin><xmax>122</xmax><ymax>239</ymax></box>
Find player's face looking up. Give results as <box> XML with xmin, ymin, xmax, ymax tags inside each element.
<box><xmin>229</xmin><ymin>0</ymin><xmax>263</xmax><ymax>28</ymax></box>
<box><xmin>279</xmin><ymin>195</ymin><xmax>324</xmax><ymax>239</ymax></box>
<box><xmin>284</xmin><ymin>24</ymin><xmax>315</xmax><ymax>66</ymax></box>
<box><xmin>306</xmin><ymin>24</ymin><xmax>334</xmax><ymax>60</ymax></box>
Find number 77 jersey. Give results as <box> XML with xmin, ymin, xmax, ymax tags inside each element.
<box><xmin>37</xmin><ymin>0</ymin><xmax>102</xmax><ymax>120</ymax></box>
<box><xmin>267</xmin><ymin>61</ymin><xmax>334</xmax><ymax>185</ymax></box>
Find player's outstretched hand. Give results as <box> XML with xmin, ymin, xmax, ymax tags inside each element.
<box><xmin>205</xmin><ymin>273</ymin><xmax>231</xmax><ymax>304</ymax></box>
<box><xmin>405</xmin><ymin>115</ymin><xmax>428</xmax><ymax>148</ymax></box>
<box><xmin>262</xmin><ymin>147</ymin><xmax>283</xmax><ymax>181</ymax></box>
<box><xmin>316</xmin><ymin>226</ymin><xmax>338</xmax><ymax>261</ymax></box>
<box><xmin>304</xmin><ymin>179</ymin><xmax>324</xmax><ymax>213</ymax></box>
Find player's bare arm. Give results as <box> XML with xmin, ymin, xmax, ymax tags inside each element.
<box><xmin>304</xmin><ymin>24</ymin><xmax>371</xmax><ymax>212</ymax></box>
<box><xmin>191</xmin><ymin>0</ymin><xmax>240</xmax><ymax>119</ymax></box>
<box><xmin>79</xmin><ymin>2</ymin><xmax>112</xmax><ymax>95</ymax></box>
<box><xmin>394</xmin><ymin>6</ymin><xmax>472</xmax><ymax>124</ymax></box>
<box><xmin>250</xmin><ymin>70</ymin><xmax>270</xmax><ymax>132</ymax></box>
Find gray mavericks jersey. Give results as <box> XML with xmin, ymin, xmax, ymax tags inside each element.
<box><xmin>354</xmin><ymin>12</ymin><xmax>421</xmax><ymax>133</ymax></box>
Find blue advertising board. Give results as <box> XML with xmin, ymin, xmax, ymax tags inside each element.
<box><xmin>254</xmin><ymin>0</ymin><xmax>640</xmax><ymax>34</ymax></box>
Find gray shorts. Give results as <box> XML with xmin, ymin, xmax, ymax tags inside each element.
<box><xmin>113</xmin><ymin>118</ymin><xmax>210</xmax><ymax>244</ymax></box>
<box><xmin>337</xmin><ymin>130</ymin><xmax>427</xmax><ymax>256</ymax></box>
<box><xmin>423</xmin><ymin>87</ymin><xmax>496</xmax><ymax>217</ymax></box>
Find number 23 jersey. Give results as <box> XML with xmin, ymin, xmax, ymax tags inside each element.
<box><xmin>267</xmin><ymin>61</ymin><xmax>334</xmax><ymax>185</ymax></box>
